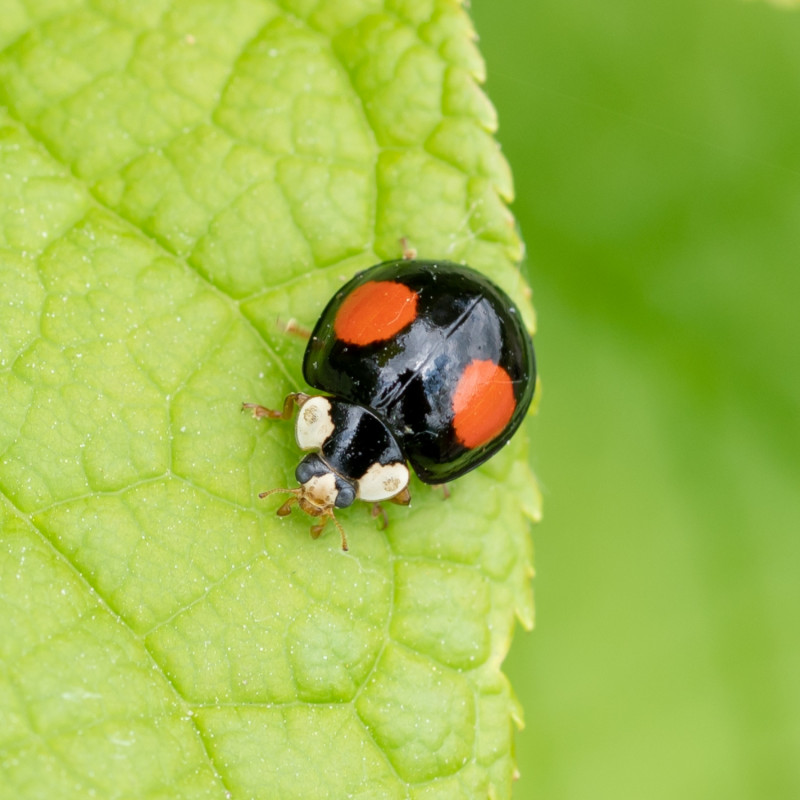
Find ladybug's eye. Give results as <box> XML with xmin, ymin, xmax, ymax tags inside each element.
<box><xmin>334</xmin><ymin>481</ymin><xmax>356</xmax><ymax>509</ymax></box>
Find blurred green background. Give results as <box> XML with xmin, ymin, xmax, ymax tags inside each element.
<box><xmin>471</xmin><ymin>0</ymin><xmax>800</xmax><ymax>798</ymax></box>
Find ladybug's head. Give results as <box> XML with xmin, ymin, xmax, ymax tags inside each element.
<box><xmin>259</xmin><ymin>453</ymin><xmax>356</xmax><ymax>550</ymax></box>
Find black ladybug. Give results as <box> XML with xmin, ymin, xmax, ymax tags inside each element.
<box><xmin>244</xmin><ymin>259</ymin><xmax>536</xmax><ymax>550</ymax></box>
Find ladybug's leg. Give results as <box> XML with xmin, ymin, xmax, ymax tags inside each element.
<box><xmin>399</xmin><ymin>237</ymin><xmax>417</xmax><ymax>261</ymax></box>
<box><xmin>282</xmin><ymin>317</ymin><xmax>312</xmax><ymax>340</ymax></box>
<box><xmin>431</xmin><ymin>483</ymin><xmax>451</xmax><ymax>500</ymax></box>
<box><xmin>370</xmin><ymin>503</ymin><xmax>389</xmax><ymax>530</ymax></box>
<box><xmin>242</xmin><ymin>392</ymin><xmax>310</xmax><ymax>421</ymax></box>
<box><xmin>390</xmin><ymin>487</ymin><xmax>411</xmax><ymax>506</ymax></box>
<box><xmin>274</xmin><ymin>495</ymin><xmax>299</xmax><ymax>516</ymax></box>
<box><xmin>370</xmin><ymin>487</ymin><xmax>411</xmax><ymax>530</ymax></box>
<box><xmin>272</xmin><ymin>316</ymin><xmax>311</xmax><ymax>340</ymax></box>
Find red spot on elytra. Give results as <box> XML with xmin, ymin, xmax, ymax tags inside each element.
<box><xmin>333</xmin><ymin>280</ymin><xmax>418</xmax><ymax>346</ymax></box>
<box><xmin>452</xmin><ymin>360</ymin><xmax>515</xmax><ymax>449</ymax></box>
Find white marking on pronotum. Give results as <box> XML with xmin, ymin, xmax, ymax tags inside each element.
<box><xmin>357</xmin><ymin>461</ymin><xmax>410</xmax><ymax>502</ymax></box>
<box><xmin>294</xmin><ymin>396</ymin><xmax>335</xmax><ymax>451</ymax></box>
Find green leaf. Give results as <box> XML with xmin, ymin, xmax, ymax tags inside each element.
<box><xmin>0</xmin><ymin>2</ymin><xmax>537</xmax><ymax>797</ymax></box>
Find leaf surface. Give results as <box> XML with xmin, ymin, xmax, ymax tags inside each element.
<box><xmin>0</xmin><ymin>2</ymin><xmax>537</xmax><ymax>797</ymax></box>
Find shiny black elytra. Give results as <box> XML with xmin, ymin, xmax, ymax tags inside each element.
<box><xmin>305</xmin><ymin>260</ymin><xmax>536</xmax><ymax>482</ymax></box>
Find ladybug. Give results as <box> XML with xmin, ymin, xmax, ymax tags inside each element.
<box><xmin>244</xmin><ymin>259</ymin><xmax>536</xmax><ymax>550</ymax></box>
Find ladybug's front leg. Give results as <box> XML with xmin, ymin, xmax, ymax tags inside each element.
<box><xmin>242</xmin><ymin>392</ymin><xmax>310</xmax><ymax>421</ymax></box>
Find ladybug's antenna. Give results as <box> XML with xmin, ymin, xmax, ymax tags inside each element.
<box><xmin>258</xmin><ymin>487</ymin><xmax>300</xmax><ymax>509</ymax></box>
<box><xmin>309</xmin><ymin>510</ymin><xmax>348</xmax><ymax>551</ymax></box>
<box><xmin>329</xmin><ymin>511</ymin><xmax>348</xmax><ymax>552</ymax></box>
<box><xmin>258</xmin><ymin>487</ymin><xmax>302</xmax><ymax>519</ymax></box>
